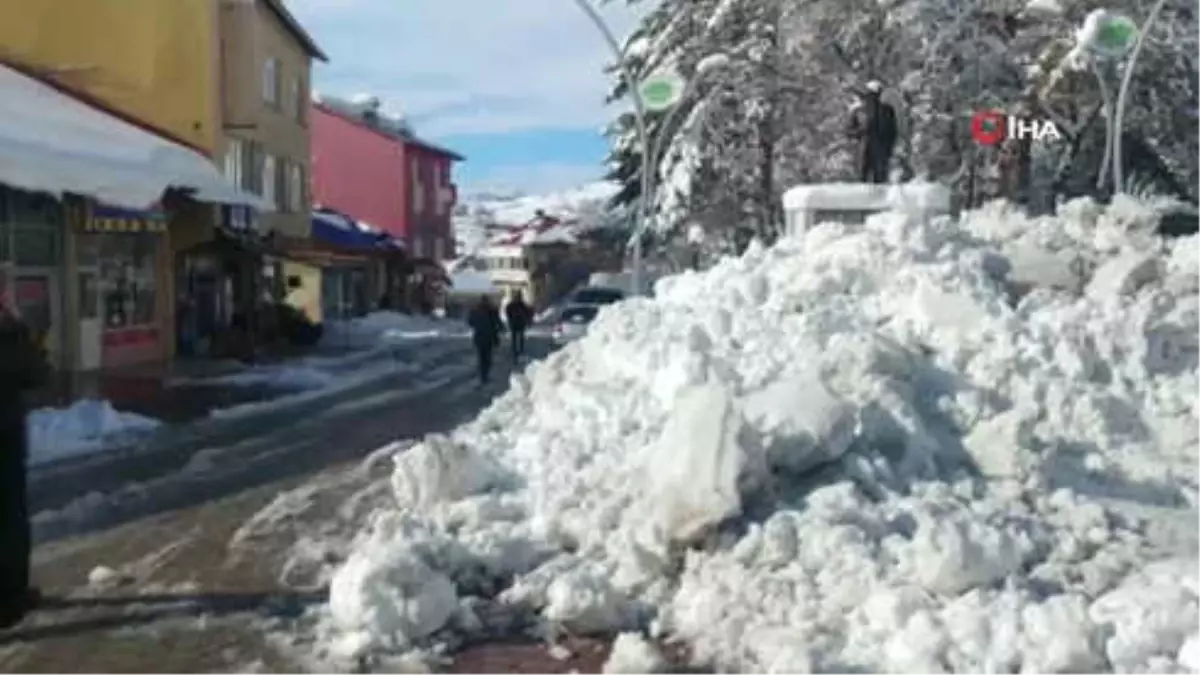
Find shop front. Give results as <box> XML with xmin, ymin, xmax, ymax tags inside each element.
<box><xmin>76</xmin><ymin>205</ymin><xmax>169</xmax><ymax>370</ymax></box>
<box><xmin>0</xmin><ymin>185</ymin><xmax>67</xmax><ymax>370</ymax></box>
<box><xmin>175</xmin><ymin>206</ymin><xmax>268</xmax><ymax>359</ymax></box>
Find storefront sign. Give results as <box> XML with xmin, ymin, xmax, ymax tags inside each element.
<box><xmin>88</xmin><ymin>205</ymin><xmax>167</xmax><ymax>234</ymax></box>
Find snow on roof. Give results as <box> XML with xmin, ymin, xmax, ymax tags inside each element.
<box><xmin>0</xmin><ymin>64</ymin><xmax>268</xmax><ymax>211</ymax></box>
<box><xmin>782</xmin><ymin>182</ymin><xmax>951</xmax><ymax>213</ymax></box>
<box><xmin>448</xmin><ymin>269</ymin><xmax>500</xmax><ymax>295</ymax></box>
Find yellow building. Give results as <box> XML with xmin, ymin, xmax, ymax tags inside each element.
<box><xmin>0</xmin><ymin>0</ymin><xmax>325</xmax><ymax>371</ymax></box>
<box><xmin>0</xmin><ymin>0</ymin><xmax>220</xmax><ymax>155</ymax></box>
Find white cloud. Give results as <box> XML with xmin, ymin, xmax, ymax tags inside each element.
<box><xmin>464</xmin><ymin>161</ymin><xmax>605</xmax><ymax>195</ymax></box>
<box><xmin>286</xmin><ymin>0</ymin><xmax>644</xmax><ymax>136</ymax></box>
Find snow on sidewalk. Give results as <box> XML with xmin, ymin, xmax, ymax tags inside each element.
<box><xmin>179</xmin><ymin>313</ymin><xmax>468</xmax><ymax>419</ymax></box>
<box><xmin>304</xmin><ymin>195</ymin><xmax>1198</xmax><ymax>672</ymax></box>
<box><xmin>28</xmin><ymin>399</ymin><xmax>162</xmax><ymax>466</ymax></box>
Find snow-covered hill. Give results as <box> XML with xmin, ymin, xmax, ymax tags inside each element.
<box><xmin>454</xmin><ymin>181</ymin><xmax>623</xmax><ymax>255</ymax></box>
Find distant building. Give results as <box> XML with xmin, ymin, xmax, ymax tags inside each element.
<box><xmin>476</xmin><ymin>210</ymin><xmax>589</xmax><ymax>309</ymax></box>
<box><xmin>311</xmin><ymin>97</ymin><xmax>463</xmax><ymax>261</ymax></box>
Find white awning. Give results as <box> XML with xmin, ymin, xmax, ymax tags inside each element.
<box><xmin>0</xmin><ymin>64</ymin><xmax>270</xmax><ymax>211</ymax></box>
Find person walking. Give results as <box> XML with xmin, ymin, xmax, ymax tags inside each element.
<box><xmin>467</xmin><ymin>295</ymin><xmax>503</xmax><ymax>385</ymax></box>
<box><xmin>0</xmin><ymin>301</ymin><xmax>47</xmax><ymax>628</ymax></box>
<box><xmin>504</xmin><ymin>291</ymin><xmax>533</xmax><ymax>362</ymax></box>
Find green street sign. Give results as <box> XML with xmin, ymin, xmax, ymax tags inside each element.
<box><xmin>1089</xmin><ymin>14</ymin><xmax>1138</xmax><ymax>59</ymax></box>
<box><xmin>640</xmin><ymin>72</ymin><xmax>685</xmax><ymax>112</ymax></box>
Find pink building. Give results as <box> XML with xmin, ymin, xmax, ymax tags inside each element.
<box><xmin>310</xmin><ymin>99</ymin><xmax>463</xmax><ymax>261</ymax></box>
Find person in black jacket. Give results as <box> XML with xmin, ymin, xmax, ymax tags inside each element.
<box><xmin>467</xmin><ymin>296</ymin><xmax>503</xmax><ymax>384</ymax></box>
<box><xmin>0</xmin><ymin>303</ymin><xmax>47</xmax><ymax>628</ymax></box>
<box><xmin>504</xmin><ymin>291</ymin><xmax>533</xmax><ymax>362</ymax></box>
<box><xmin>847</xmin><ymin>81</ymin><xmax>898</xmax><ymax>184</ymax></box>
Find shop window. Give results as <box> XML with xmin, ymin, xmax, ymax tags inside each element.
<box><xmin>99</xmin><ymin>235</ymin><xmax>157</xmax><ymax>328</ymax></box>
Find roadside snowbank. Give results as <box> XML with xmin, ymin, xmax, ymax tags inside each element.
<box><xmin>28</xmin><ymin>400</ymin><xmax>161</xmax><ymax>465</ymax></box>
<box><xmin>317</xmin><ymin>195</ymin><xmax>1198</xmax><ymax>671</ymax></box>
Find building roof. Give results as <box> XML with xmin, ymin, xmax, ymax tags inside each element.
<box><xmin>313</xmin><ymin>100</ymin><xmax>465</xmax><ymax>161</ymax></box>
<box><xmin>262</xmin><ymin>0</ymin><xmax>328</xmax><ymax>62</ymax></box>
<box><xmin>0</xmin><ymin>62</ymin><xmax>268</xmax><ymax>211</ymax></box>
<box><xmin>488</xmin><ymin>212</ymin><xmax>579</xmax><ymax>247</ymax></box>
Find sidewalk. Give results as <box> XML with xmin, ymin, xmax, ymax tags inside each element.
<box><xmin>29</xmin><ymin>358</ymin><xmax>287</xmax><ymax>425</ymax></box>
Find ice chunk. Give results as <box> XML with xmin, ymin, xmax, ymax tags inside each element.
<box><xmin>1086</xmin><ymin>251</ymin><xmax>1160</xmax><ymax>301</ymax></box>
<box><xmin>391</xmin><ymin>435</ymin><xmax>496</xmax><ymax>510</ymax></box>
<box><xmin>603</xmin><ymin>633</ymin><xmax>664</xmax><ymax>673</ymax></box>
<box><xmin>645</xmin><ymin>382</ymin><xmax>755</xmax><ymax>543</ymax></box>
<box><xmin>544</xmin><ymin>568</ymin><xmax>630</xmax><ymax>634</ymax></box>
<box><xmin>328</xmin><ymin>540</ymin><xmax>457</xmax><ymax>653</ymax></box>
<box><xmin>742</xmin><ymin>369</ymin><xmax>856</xmax><ymax>473</ymax></box>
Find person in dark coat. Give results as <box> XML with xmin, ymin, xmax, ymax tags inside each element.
<box><xmin>467</xmin><ymin>295</ymin><xmax>503</xmax><ymax>384</ymax></box>
<box><xmin>504</xmin><ymin>291</ymin><xmax>533</xmax><ymax>362</ymax></box>
<box><xmin>847</xmin><ymin>80</ymin><xmax>898</xmax><ymax>184</ymax></box>
<box><xmin>0</xmin><ymin>303</ymin><xmax>47</xmax><ymax>628</ymax></box>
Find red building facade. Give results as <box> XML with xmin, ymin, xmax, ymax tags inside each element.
<box><xmin>310</xmin><ymin>101</ymin><xmax>462</xmax><ymax>261</ymax></box>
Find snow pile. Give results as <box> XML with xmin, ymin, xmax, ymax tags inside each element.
<box><xmin>28</xmin><ymin>400</ymin><xmax>162</xmax><ymax>465</ymax></box>
<box><xmin>317</xmin><ymin>196</ymin><xmax>1198</xmax><ymax>671</ymax></box>
<box><xmin>321</xmin><ymin>312</ymin><xmax>464</xmax><ymax>350</ymax></box>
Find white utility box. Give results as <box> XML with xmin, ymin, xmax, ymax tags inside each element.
<box><xmin>781</xmin><ymin>182</ymin><xmax>952</xmax><ymax>237</ymax></box>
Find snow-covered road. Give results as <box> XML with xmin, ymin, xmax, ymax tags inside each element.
<box><xmin>30</xmin><ymin>337</ymin><xmax>551</xmax><ymax>544</ymax></box>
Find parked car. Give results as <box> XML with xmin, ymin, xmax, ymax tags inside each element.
<box><xmin>552</xmin><ymin>304</ymin><xmax>601</xmax><ymax>345</ymax></box>
<box><xmin>569</xmin><ymin>286</ymin><xmax>625</xmax><ymax>306</ymax></box>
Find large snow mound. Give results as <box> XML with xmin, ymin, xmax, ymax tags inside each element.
<box><xmin>317</xmin><ymin>196</ymin><xmax>1198</xmax><ymax>671</ymax></box>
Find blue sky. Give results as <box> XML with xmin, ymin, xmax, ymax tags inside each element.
<box><xmin>286</xmin><ymin>0</ymin><xmax>643</xmax><ymax>195</ymax></box>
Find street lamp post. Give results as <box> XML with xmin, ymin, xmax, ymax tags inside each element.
<box><xmin>571</xmin><ymin>0</ymin><xmax>730</xmax><ymax>295</ymax></box>
<box><xmin>1112</xmin><ymin>0</ymin><xmax>1167</xmax><ymax>194</ymax></box>
<box><xmin>569</xmin><ymin>0</ymin><xmax>652</xmax><ymax>295</ymax></box>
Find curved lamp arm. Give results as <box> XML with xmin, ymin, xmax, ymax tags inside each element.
<box><xmin>1112</xmin><ymin>0</ymin><xmax>1168</xmax><ymax>193</ymax></box>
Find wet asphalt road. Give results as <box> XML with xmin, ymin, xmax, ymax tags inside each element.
<box><xmin>30</xmin><ymin>336</ymin><xmax>554</xmax><ymax>544</ymax></box>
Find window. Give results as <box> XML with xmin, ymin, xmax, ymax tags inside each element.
<box><xmin>241</xmin><ymin>141</ymin><xmax>263</xmax><ymax>195</ymax></box>
<box><xmin>433</xmin><ymin>237</ymin><xmax>445</xmax><ymax>261</ymax></box>
<box><xmin>288</xmin><ymin>163</ymin><xmax>305</xmax><ymax>213</ymax></box>
<box><xmin>411</xmin><ymin>158</ymin><xmax>424</xmax><ymax>214</ymax></box>
<box><xmin>224</xmin><ymin>139</ymin><xmax>244</xmax><ymax>187</ymax></box>
<box><xmin>292</xmin><ymin>76</ymin><xmax>306</xmax><ymax>124</ymax></box>
<box><xmin>263</xmin><ymin>57</ymin><xmax>281</xmax><ymax>106</ymax></box>
<box><xmin>262</xmin><ymin>153</ymin><xmax>277</xmax><ymax>208</ymax></box>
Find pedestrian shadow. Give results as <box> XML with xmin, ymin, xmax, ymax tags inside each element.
<box><xmin>0</xmin><ymin>588</ymin><xmax>326</xmax><ymax>646</ymax></box>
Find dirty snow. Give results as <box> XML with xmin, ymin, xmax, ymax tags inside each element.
<box><xmin>311</xmin><ymin>195</ymin><xmax>1198</xmax><ymax>672</ymax></box>
<box><xmin>321</xmin><ymin>312</ymin><xmax>464</xmax><ymax>351</ymax></box>
<box><xmin>27</xmin><ymin>399</ymin><xmax>162</xmax><ymax>465</ymax></box>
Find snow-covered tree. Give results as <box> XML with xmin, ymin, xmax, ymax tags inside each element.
<box><xmin>602</xmin><ymin>0</ymin><xmax>1197</xmax><ymax>244</ymax></box>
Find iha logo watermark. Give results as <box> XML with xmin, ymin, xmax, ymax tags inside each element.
<box><xmin>970</xmin><ymin>110</ymin><xmax>1063</xmax><ymax>146</ymax></box>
